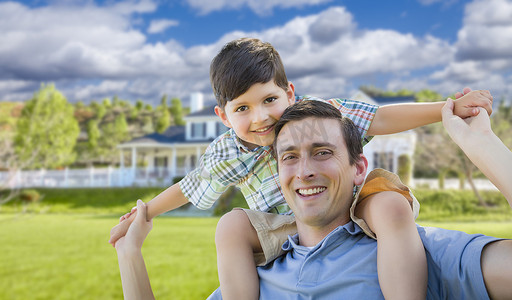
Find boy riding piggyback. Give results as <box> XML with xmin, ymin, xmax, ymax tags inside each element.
<box><xmin>110</xmin><ymin>37</ymin><xmax>493</xmax><ymax>300</ymax></box>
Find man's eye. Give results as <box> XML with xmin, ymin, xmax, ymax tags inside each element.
<box><xmin>316</xmin><ymin>150</ymin><xmax>332</xmax><ymax>156</ymax></box>
<box><xmin>282</xmin><ymin>154</ymin><xmax>296</xmax><ymax>161</ymax></box>
<box><xmin>235</xmin><ymin>106</ymin><xmax>248</xmax><ymax>112</ymax></box>
<box><xmin>264</xmin><ymin>97</ymin><xmax>277</xmax><ymax>104</ymax></box>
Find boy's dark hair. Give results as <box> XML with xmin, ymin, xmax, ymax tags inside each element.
<box><xmin>273</xmin><ymin>100</ymin><xmax>363</xmax><ymax>165</ymax></box>
<box><xmin>210</xmin><ymin>37</ymin><xmax>289</xmax><ymax>108</ymax></box>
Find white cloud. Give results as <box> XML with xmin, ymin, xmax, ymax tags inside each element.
<box><xmin>185</xmin><ymin>0</ymin><xmax>332</xmax><ymax>16</ymax></box>
<box><xmin>455</xmin><ymin>0</ymin><xmax>512</xmax><ymax>60</ymax></box>
<box><xmin>147</xmin><ymin>19</ymin><xmax>179</xmax><ymax>34</ymax></box>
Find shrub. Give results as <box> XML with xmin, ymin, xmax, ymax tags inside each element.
<box><xmin>20</xmin><ymin>189</ymin><xmax>42</xmax><ymax>203</ymax></box>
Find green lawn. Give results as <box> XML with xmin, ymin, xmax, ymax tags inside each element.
<box><xmin>2</xmin><ymin>213</ymin><xmax>512</xmax><ymax>300</ymax></box>
<box><xmin>0</xmin><ymin>214</ymin><xmax>219</xmax><ymax>300</ymax></box>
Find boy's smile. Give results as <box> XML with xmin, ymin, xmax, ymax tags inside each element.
<box><xmin>215</xmin><ymin>81</ymin><xmax>295</xmax><ymax>150</ymax></box>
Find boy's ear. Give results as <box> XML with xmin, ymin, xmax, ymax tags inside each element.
<box><xmin>353</xmin><ymin>154</ymin><xmax>368</xmax><ymax>186</ymax></box>
<box><xmin>214</xmin><ymin>106</ymin><xmax>232</xmax><ymax>128</ymax></box>
<box><xmin>287</xmin><ymin>82</ymin><xmax>295</xmax><ymax>105</ymax></box>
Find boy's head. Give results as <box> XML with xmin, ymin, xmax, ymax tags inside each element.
<box><xmin>210</xmin><ymin>37</ymin><xmax>289</xmax><ymax>109</ymax></box>
<box><xmin>212</xmin><ymin>38</ymin><xmax>295</xmax><ymax>149</ymax></box>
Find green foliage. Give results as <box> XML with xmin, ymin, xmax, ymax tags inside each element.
<box><xmin>171</xmin><ymin>97</ymin><xmax>185</xmax><ymax>126</ymax></box>
<box><xmin>414</xmin><ymin>189</ymin><xmax>512</xmax><ymax>222</ymax></box>
<box><xmin>14</xmin><ymin>84</ymin><xmax>80</xmax><ymax>169</ymax></box>
<box><xmin>415</xmin><ymin>89</ymin><xmax>443</xmax><ymax>102</ymax></box>
<box><xmin>86</xmin><ymin>119</ymin><xmax>100</xmax><ymax>150</ymax></box>
<box><xmin>19</xmin><ymin>189</ymin><xmax>41</xmax><ymax>203</ymax></box>
<box><xmin>155</xmin><ymin>106</ymin><xmax>171</xmax><ymax>133</ymax></box>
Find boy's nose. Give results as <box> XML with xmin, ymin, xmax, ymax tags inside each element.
<box><xmin>253</xmin><ymin>107</ymin><xmax>269</xmax><ymax>123</ymax></box>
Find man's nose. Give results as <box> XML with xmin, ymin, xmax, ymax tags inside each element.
<box><xmin>296</xmin><ymin>158</ymin><xmax>315</xmax><ymax>180</ymax></box>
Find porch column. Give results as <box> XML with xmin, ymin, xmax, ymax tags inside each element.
<box><xmin>120</xmin><ymin>150</ymin><xmax>124</xmax><ymax>168</ymax></box>
<box><xmin>131</xmin><ymin>147</ymin><xmax>137</xmax><ymax>171</ymax></box>
<box><xmin>196</xmin><ymin>146</ymin><xmax>201</xmax><ymax>165</ymax></box>
<box><xmin>171</xmin><ymin>147</ymin><xmax>177</xmax><ymax>179</ymax></box>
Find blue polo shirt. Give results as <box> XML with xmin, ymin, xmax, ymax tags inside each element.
<box><xmin>208</xmin><ymin>222</ymin><xmax>500</xmax><ymax>299</ymax></box>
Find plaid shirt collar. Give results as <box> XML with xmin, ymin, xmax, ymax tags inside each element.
<box><xmin>230</xmin><ymin>128</ymin><xmax>271</xmax><ymax>154</ymax></box>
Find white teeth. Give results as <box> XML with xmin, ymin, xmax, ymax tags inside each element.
<box><xmin>298</xmin><ymin>187</ymin><xmax>326</xmax><ymax>196</ymax></box>
<box><xmin>254</xmin><ymin>126</ymin><xmax>271</xmax><ymax>132</ymax></box>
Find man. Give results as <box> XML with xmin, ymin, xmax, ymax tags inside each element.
<box><xmin>116</xmin><ymin>97</ymin><xmax>512</xmax><ymax>299</ymax></box>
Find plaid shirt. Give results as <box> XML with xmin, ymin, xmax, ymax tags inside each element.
<box><xmin>179</xmin><ymin>95</ymin><xmax>378</xmax><ymax>214</ymax></box>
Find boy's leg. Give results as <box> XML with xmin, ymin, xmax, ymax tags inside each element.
<box><xmin>215</xmin><ymin>209</ymin><xmax>262</xmax><ymax>300</ymax></box>
<box><xmin>355</xmin><ymin>191</ymin><xmax>427</xmax><ymax>300</ymax></box>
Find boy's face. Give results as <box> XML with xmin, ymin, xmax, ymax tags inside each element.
<box><xmin>215</xmin><ymin>81</ymin><xmax>295</xmax><ymax>149</ymax></box>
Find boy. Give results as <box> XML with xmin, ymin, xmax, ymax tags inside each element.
<box><xmin>110</xmin><ymin>38</ymin><xmax>493</xmax><ymax>299</ymax></box>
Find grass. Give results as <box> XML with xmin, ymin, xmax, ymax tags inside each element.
<box><xmin>0</xmin><ymin>214</ymin><xmax>219</xmax><ymax>300</ymax></box>
<box><xmin>2</xmin><ymin>213</ymin><xmax>512</xmax><ymax>300</ymax></box>
<box><xmin>2</xmin><ymin>187</ymin><xmax>512</xmax><ymax>299</ymax></box>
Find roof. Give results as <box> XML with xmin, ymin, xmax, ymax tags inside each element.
<box><xmin>119</xmin><ymin>125</ymin><xmax>214</xmax><ymax>147</ymax></box>
<box><xmin>186</xmin><ymin>105</ymin><xmax>216</xmax><ymax>117</ymax></box>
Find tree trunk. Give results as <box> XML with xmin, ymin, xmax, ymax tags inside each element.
<box><xmin>462</xmin><ymin>155</ymin><xmax>487</xmax><ymax>207</ymax></box>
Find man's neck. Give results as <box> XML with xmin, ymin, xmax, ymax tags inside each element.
<box><xmin>296</xmin><ymin>221</ymin><xmax>349</xmax><ymax>247</ymax></box>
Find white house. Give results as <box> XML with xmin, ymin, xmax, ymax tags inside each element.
<box><xmin>117</xmin><ymin>91</ymin><xmax>417</xmax><ymax>186</ymax></box>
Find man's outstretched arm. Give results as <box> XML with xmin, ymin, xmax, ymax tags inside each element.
<box><xmin>442</xmin><ymin>98</ymin><xmax>512</xmax><ymax>300</ymax></box>
<box><xmin>115</xmin><ymin>200</ymin><xmax>155</xmax><ymax>300</ymax></box>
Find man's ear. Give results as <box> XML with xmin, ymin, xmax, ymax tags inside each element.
<box><xmin>214</xmin><ymin>106</ymin><xmax>232</xmax><ymax>128</ymax></box>
<box><xmin>353</xmin><ymin>154</ymin><xmax>368</xmax><ymax>186</ymax></box>
<box><xmin>287</xmin><ymin>82</ymin><xmax>295</xmax><ymax>105</ymax></box>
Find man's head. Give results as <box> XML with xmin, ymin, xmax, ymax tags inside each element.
<box><xmin>212</xmin><ymin>38</ymin><xmax>295</xmax><ymax>149</ymax></box>
<box><xmin>273</xmin><ymin>101</ymin><xmax>368</xmax><ymax>241</ymax></box>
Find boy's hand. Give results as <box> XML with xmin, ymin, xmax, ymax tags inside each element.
<box><xmin>110</xmin><ymin>220</ymin><xmax>132</xmax><ymax>247</ymax></box>
<box><xmin>452</xmin><ymin>89</ymin><xmax>493</xmax><ymax>118</ymax></box>
<box><xmin>115</xmin><ymin>200</ymin><xmax>153</xmax><ymax>252</ymax></box>
<box><xmin>119</xmin><ymin>206</ymin><xmax>137</xmax><ymax>222</ymax></box>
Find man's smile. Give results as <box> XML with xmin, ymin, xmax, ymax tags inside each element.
<box><xmin>296</xmin><ymin>186</ymin><xmax>327</xmax><ymax>197</ymax></box>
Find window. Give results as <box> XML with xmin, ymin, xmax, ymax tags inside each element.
<box><xmin>216</xmin><ymin>122</ymin><xmax>229</xmax><ymax>136</ymax></box>
<box><xmin>154</xmin><ymin>156</ymin><xmax>168</xmax><ymax>168</ymax></box>
<box><xmin>373</xmin><ymin>152</ymin><xmax>394</xmax><ymax>172</ymax></box>
<box><xmin>191</xmin><ymin>122</ymin><xmax>206</xmax><ymax>138</ymax></box>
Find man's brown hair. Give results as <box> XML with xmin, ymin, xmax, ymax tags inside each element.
<box><xmin>273</xmin><ymin>100</ymin><xmax>363</xmax><ymax>165</ymax></box>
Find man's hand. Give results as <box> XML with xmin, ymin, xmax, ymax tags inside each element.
<box><xmin>115</xmin><ymin>200</ymin><xmax>153</xmax><ymax>252</ymax></box>
<box><xmin>452</xmin><ymin>89</ymin><xmax>493</xmax><ymax>118</ymax></box>
<box><xmin>441</xmin><ymin>98</ymin><xmax>492</xmax><ymax>148</ymax></box>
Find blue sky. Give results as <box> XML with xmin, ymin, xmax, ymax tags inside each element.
<box><xmin>0</xmin><ymin>0</ymin><xmax>511</xmax><ymax>106</ymax></box>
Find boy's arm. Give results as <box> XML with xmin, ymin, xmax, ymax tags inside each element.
<box><xmin>367</xmin><ymin>90</ymin><xmax>493</xmax><ymax>136</ymax></box>
<box><xmin>109</xmin><ymin>183</ymin><xmax>189</xmax><ymax>246</ymax></box>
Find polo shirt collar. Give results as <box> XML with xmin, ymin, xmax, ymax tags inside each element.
<box><xmin>282</xmin><ymin>221</ymin><xmax>364</xmax><ymax>255</ymax></box>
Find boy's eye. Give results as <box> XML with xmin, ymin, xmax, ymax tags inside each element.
<box><xmin>264</xmin><ymin>97</ymin><xmax>277</xmax><ymax>104</ymax></box>
<box><xmin>235</xmin><ymin>106</ymin><xmax>248</xmax><ymax>112</ymax></box>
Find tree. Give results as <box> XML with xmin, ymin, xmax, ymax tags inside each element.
<box><xmin>170</xmin><ymin>97</ymin><xmax>185</xmax><ymax>126</ymax></box>
<box><xmin>415</xmin><ymin>89</ymin><xmax>443</xmax><ymax>102</ymax></box>
<box><xmin>155</xmin><ymin>105</ymin><xmax>171</xmax><ymax>133</ymax></box>
<box><xmin>14</xmin><ymin>84</ymin><xmax>79</xmax><ymax>169</ymax></box>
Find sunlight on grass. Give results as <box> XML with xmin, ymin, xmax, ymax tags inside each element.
<box><xmin>1</xmin><ymin>214</ymin><xmax>511</xmax><ymax>299</ymax></box>
<box><xmin>0</xmin><ymin>214</ymin><xmax>219</xmax><ymax>300</ymax></box>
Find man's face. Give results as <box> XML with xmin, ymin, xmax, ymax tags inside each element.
<box><xmin>276</xmin><ymin>117</ymin><xmax>367</xmax><ymax>232</ymax></box>
<box><xmin>215</xmin><ymin>81</ymin><xmax>295</xmax><ymax>150</ymax></box>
